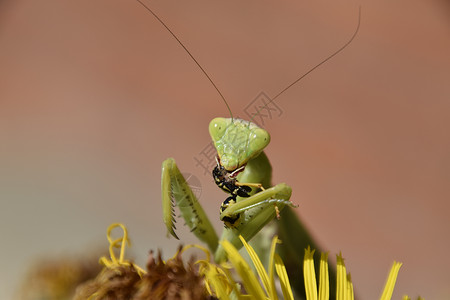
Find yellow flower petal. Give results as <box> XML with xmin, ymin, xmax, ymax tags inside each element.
<box><xmin>380</xmin><ymin>261</ymin><xmax>402</xmax><ymax>300</ymax></box>
<box><xmin>98</xmin><ymin>223</ymin><xmax>146</xmax><ymax>277</ymax></box>
<box><xmin>268</xmin><ymin>236</ymin><xmax>279</xmax><ymax>300</ymax></box>
<box><xmin>318</xmin><ymin>252</ymin><xmax>329</xmax><ymax>300</ymax></box>
<box><xmin>274</xmin><ymin>253</ymin><xmax>294</xmax><ymax>300</ymax></box>
<box><xmin>347</xmin><ymin>274</ymin><xmax>354</xmax><ymax>300</ymax></box>
<box><xmin>336</xmin><ymin>253</ymin><xmax>354</xmax><ymax>300</ymax></box>
<box><xmin>304</xmin><ymin>246</ymin><xmax>318</xmax><ymax>300</ymax></box>
<box><xmin>198</xmin><ymin>259</ymin><xmax>239</xmax><ymax>300</ymax></box>
<box><xmin>204</xmin><ymin>264</ymin><xmax>231</xmax><ymax>300</ymax></box>
<box><xmin>221</xmin><ymin>240</ymin><xmax>267</xmax><ymax>299</ymax></box>
<box><xmin>239</xmin><ymin>235</ymin><xmax>274</xmax><ymax>299</ymax></box>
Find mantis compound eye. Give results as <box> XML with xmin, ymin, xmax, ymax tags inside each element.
<box><xmin>247</xmin><ymin>128</ymin><xmax>270</xmax><ymax>156</ymax></box>
<box><xmin>209</xmin><ymin>117</ymin><xmax>230</xmax><ymax>141</ymax></box>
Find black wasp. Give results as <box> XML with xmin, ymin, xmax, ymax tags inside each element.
<box><xmin>212</xmin><ymin>157</ymin><xmax>254</xmax><ymax>228</ymax></box>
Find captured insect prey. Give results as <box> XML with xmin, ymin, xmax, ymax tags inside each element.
<box><xmin>213</xmin><ymin>157</ymin><xmax>253</xmax><ymax>199</ymax></box>
<box><xmin>220</xmin><ymin>196</ymin><xmax>241</xmax><ymax>228</ymax></box>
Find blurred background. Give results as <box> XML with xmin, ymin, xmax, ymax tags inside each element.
<box><xmin>1</xmin><ymin>0</ymin><xmax>449</xmax><ymax>298</ymax></box>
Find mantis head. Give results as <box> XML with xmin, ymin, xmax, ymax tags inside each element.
<box><xmin>209</xmin><ymin>118</ymin><xmax>270</xmax><ymax>171</ymax></box>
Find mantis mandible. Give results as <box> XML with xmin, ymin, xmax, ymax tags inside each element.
<box><xmin>137</xmin><ymin>1</ymin><xmax>361</xmax><ymax>263</ymax></box>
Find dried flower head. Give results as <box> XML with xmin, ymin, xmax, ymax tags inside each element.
<box><xmin>74</xmin><ymin>223</ymin><xmax>213</xmax><ymax>300</ymax></box>
<box><xmin>74</xmin><ymin>264</ymin><xmax>142</xmax><ymax>300</ymax></box>
<box><xmin>133</xmin><ymin>247</ymin><xmax>212</xmax><ymax>300</ymax></box>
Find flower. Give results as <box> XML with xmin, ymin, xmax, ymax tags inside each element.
<box><xmin>73</xmin><ymin>223</ymin><xmax>145</xmax><ymax>299</ymax></box>
<box><xmin>74</xmin><ymin>223</ymin><xmax>212</xmax><ymax>300</ymax></box>
<box><xmin>72</xmin><ymin>224</ymin><xmax>418</xmax><ymax>300</ymax></box>
<box><xmin>201</xmin><ymin>235</ymin><xmax>411</xmax><ymax>300</ymax></box>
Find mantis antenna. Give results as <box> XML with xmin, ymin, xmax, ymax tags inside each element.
<box><xmin>268</xmin><ymin>6</ymin><xmax>361</xmax><ymax>107</ymax></box>
<box><xmin>136</xmin><ymin>1</ymin><xmax>361</xmax><ymax>122</ymax></box>
<box><xmin>246</xmin><ymin>7</ymin><xmax>361</xmax><ymax>120</ymax></box>
<box><xmin>136</xmin><ymin>0</ymin><xmax>234</xmax><ymax>120</ymax></box>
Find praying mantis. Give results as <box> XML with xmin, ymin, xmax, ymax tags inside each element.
<box><xmin>162</xmin><ymin>118</ymin><xmax>296</xmax><ymax>262</ymax></box>
<box><xmin>137</xmin><ymin>1</ymin><xmax>361</xmax><ymax>265</ymax></box>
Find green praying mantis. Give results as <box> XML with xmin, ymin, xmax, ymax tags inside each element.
<box><xmin>162</xmin><ymin>118</ymin><xmax>296</xmax><ymax>262</ymax></box>
<box><xmin>137</xmin><ymin>1</ymin><xmax>361</xmax><ymax>264</ymax></box>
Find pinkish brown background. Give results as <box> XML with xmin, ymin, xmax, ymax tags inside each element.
<box><xmin>1</xmin><ymin>0</ymin><xmax>449</xmax><ymax>299</ymax></box>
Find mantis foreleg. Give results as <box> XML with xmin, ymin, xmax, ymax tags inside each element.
<box><xmin>161</xmin><ymin>158</ymin><xmax>218</xmax><ymax>252</ymax></box>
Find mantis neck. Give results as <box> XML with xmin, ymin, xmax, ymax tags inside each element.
<box><xmin>237</xmin><ymin>151</ymin><xmax>272</xmax><ymax>193</ymax></box>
